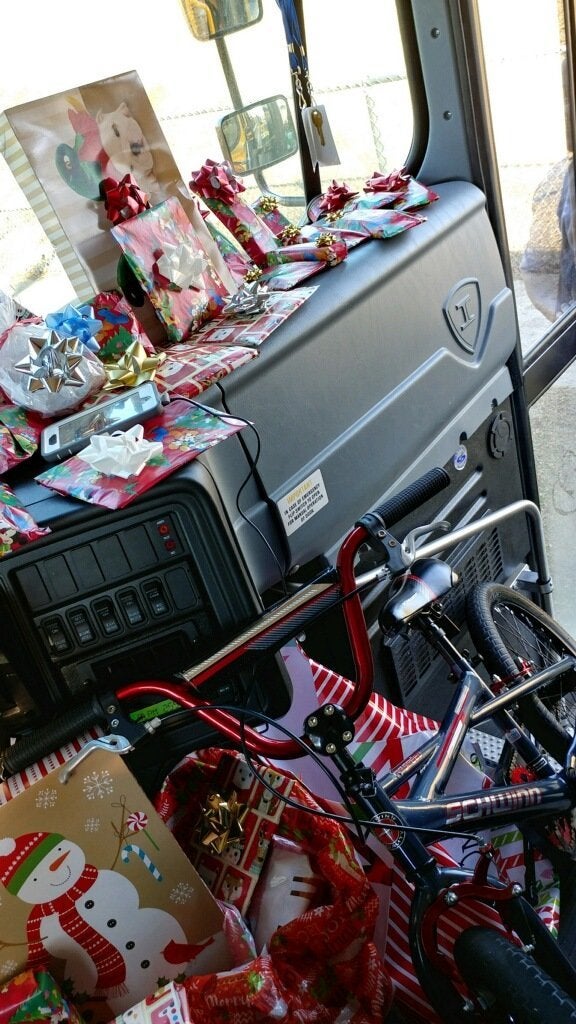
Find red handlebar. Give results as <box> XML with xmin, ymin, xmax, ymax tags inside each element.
<box><xmin>119</xmin><ymin>525</ymin><xmax>375</xmax><ymax>759</ymax></box>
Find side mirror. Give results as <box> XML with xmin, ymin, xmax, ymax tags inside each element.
<box><xmin>183</xmin><ymin>0</ymin><xmax>263</xmax><ymax>41</ymax></box>
<box><xmin>217</xmin><ymin>95</ymin><xmax>299</xmax><ymax>175</ymax></box>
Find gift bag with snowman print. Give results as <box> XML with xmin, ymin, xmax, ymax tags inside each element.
<box><xmin>0</xmin><ymin>747</ymin><xmax>231</xmax><ymax>1024</ymax></box>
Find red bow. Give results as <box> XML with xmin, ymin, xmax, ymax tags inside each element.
<box><xmin>364</xmin><ymin>168</ymin><xmax>411</xmax><ymax>194</ymax></box>
<box><xmin>189</xmin><ymin>159</ymin><xmax>245</xmax><ymax>204</ymax></box>
<box><xmin>318</xmin><ymin>180</ymin><xmax>359</xmax><ymax>213</ymax></box>
<box><xmin>101</xmin><ymin>174</ymin><xmax>150</xmax><ymax>224</ymax></box>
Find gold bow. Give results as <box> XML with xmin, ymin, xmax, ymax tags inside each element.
<box><xmin>103</xmin><ymin>341</ymin><xmax>166</xmax><ymax>389</ymax></box>
<box><xmin>197</xmin><ymin>789</ymin><xmax>249</xmax><ymax>855</ymax></box>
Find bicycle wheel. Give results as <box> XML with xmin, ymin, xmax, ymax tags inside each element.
<box><xmin>453</xmin><ymin>926</ymin><xmax>576</xmax><ymax>1022</ymax></box>
<box><xmin>466</xmin><ymin>582</ymin><xmax>576</xmax><ymax>765</ymax></box>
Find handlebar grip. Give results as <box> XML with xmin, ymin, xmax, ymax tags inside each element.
<box><xmin>0</xmin><ymin>694</ymin><xmax>108</xmax><ymax>779</ymax></box>
<box><xmin>363</xmin><ymin>467</ymin><xmax>451</xmax><ymax>530</ymax></box>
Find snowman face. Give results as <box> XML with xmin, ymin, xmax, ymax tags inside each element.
<box><xmin>17</xmin><ymin>839</ymin><xmax>86</xmax><ymax>904</ymax></box>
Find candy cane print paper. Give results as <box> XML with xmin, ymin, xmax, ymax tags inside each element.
<box><xmin>0</xmin><ymin>748</ymin><xmax>229</xmax><ymax>1023</ymax></box>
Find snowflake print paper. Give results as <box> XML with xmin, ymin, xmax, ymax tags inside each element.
<box><xmin>82</xmin><ymin>768</ymin><xmax>114</xmax><ymax>800</ymax></box>
<box><xmin>0</xmin><ymin>748</ymin><xmax>228</xmax><ymax>1024</ymax></box>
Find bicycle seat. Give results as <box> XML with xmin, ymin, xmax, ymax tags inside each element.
<box><xmin>378</xmin><ymin>557</ymin><xmax>457</xmax><ymax>631</ymax></box>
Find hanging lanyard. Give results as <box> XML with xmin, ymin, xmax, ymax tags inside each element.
<box><xmin>274</xmin><ymin>0</ymin><xmax>312</xmax><ymax>109</ymax></box>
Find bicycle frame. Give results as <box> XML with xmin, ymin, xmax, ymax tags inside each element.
<box><xmin>115</xmin><ymin>496</ymin><xmax>576</xmax><ymax>1016</ymax></box>
<box><xmin>117</xmin><ymin>495</ymin><xmax>576</xmax><ymax>850</ymax></box>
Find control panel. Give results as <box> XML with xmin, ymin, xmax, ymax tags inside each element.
<box><xmin>0</xmin><ymin>476</ymin><xmax>291</xmax><ymax>752</ymax></box>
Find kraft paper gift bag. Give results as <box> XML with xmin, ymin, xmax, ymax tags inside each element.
<box><xmin>0</xmin><ymin>71</ymin><xmax>234</xmax><ymax>302</ymax></box>
<box><xmin>0</xmin><ymin>748</ymin><xmax>230</xmax><ymax>1024</ymax></box>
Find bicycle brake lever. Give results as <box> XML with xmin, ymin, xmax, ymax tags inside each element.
<box><xmin>58</xmin><ymin>734</ymin><xmax>136</xmax><ymax>784</ymax></box>
<box><xmin>401</xmin><ymin>520</ymin><xmax>451</xmax><ymax>565</ymax></box>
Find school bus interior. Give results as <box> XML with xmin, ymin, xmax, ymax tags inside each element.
<box><xmin>0</xmin><ymin>0</ymin><xmax>574</xmax><ymax>776</ymax></box>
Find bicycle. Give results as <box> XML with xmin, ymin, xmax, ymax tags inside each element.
<box><xmin>4</xmin><ymin>467</ymin><xmax>576</xmax><ymax>1023</ymax></box>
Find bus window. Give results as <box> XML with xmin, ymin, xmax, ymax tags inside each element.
<box><xmin>477</xmin><ymin>1</ymin><xmax>570</xmax><ymax>353</ymax></box>
<box><xmin>478</xmin><ymin>1</ymin><xmax>576</xmax><ymax>633</ymax></box>
<box><xmin>0</xmin><ymin>0</ymin><xmax>413</xmax><ymax>313</ymax></box>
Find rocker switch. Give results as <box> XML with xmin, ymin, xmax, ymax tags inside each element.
<box><xmin>142</xmin><ymin>581</ymin><xmax>169</xmax><ymax>616</ymax></box>
<box><xmin>119</xmin><ymin>590</ymin><xmax>145</xmax><ymax>627</ymax></box>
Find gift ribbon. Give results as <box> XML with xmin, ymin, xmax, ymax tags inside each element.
<box><xmin>189</xmin><ymin>159</ymin><xmax>246</xmax><ymax>204</ymax></box>
<box><xmin>318</xmin><ymin>180</ymin><xmax>359</xmax><ymax>214</ymax></box>
<box><xmin>103</xmin><ymin>341</ymin><xmax>166</xmax><ymax>389</ymax></box>
<box><xmin>79</xmin><ymin>425</ymin><xmax>163</xmax><ymax>478</ymax></box>
<box><xmin>152</xmin><ymin>243</ymin><xmax>209</xmax><ymax>292</ymax></box>
<box><xmin>45</xmin><ymin>304</ymin><xmax>101</xmax><ymax>352</ymax></box>
<box><xmin>101</xmin><ymin>173</ymin><xmax>150</xmax><ymax>224</ymax></box>
<box><xmin>197</xmin><ymin>789</ymin><xmax>249</xmax><ymax>855</ymax></box>
<box><xmin>364</xmin><ymin>168</ymin><xmax>411</xmax><ymax>194</ymax></box>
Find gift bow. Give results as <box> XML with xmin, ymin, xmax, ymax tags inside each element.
<box><xmin>198</xmin><ymin>789</ymin><xmax>249</xmax><ymax>855</ymax></box>
<box><xmin>189</xmin><ymin>159</ymin><xmax>246</xmax><ymax>204</ymax></box>
<box><xmin>45</xmin><ymin>304</ymin><xmax>101</xmax><ymax>352</ymax></box>
<box><xmin>152</xmin><ymin>243</ymin><xmax>209</xmax><ymax>292</ymax></box>
<box><xmin>364</xmin><ymin>168</ymin><xmax>411</xmax><ymax>193</ymax></box>
<box><xmin>101</xmin><ymin>173</ymin><xmax>150</xmax><ymax>224</ymax></box>
<box><xmin>103</xmin><ymin>340</ymin><xmax>166</xmax><ymax>389</ymax></box>
<box><xmin>79</xmin><ymin>425</ymin><xmax>163</xmax><ymax>478</ymax></box>
<box><xmin>318</xmin><ymin>180</ymin><xmax>359</xmax><ymax>213</ymax></box>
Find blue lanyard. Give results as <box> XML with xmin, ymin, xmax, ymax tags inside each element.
<box><xmin>274</xmin><ymin>0</ymin><xmax>311</xmax><ymax>106</ymax></box>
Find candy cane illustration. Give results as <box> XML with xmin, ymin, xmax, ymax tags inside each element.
<box><xmin>121</xmin><ymin>843</ymin><xmax>163</xmax><ymax>881</ymax></box>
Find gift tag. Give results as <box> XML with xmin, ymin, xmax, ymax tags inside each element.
<box><xmin>302</xmin><ymin>104</ymin><xmax>340</xmax><ymax>169</ymax></box>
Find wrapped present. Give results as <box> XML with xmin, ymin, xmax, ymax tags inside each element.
<box><xmin>328</xmin><ymin>206</ymin><xmax>424</xmax><ymax>239</ymax></box>
<box><xmin>109</xmin><ymin>981</ymin><xmax>188</xmax><ymax>1024</ymax></box>
<box><xmin>0</xmin><ymin>321</ymin><xmax>107</xmax><ymax>417</ymax></box>
<box><xmin>252</xmin><ymin>195</ymin><xmax>298</xmax><ymax>237</ymax></box>
<box><xmin>35</xmin><ymin>399</ymin><xmax>246</xmax><ymax>510</ymax></box>
<box><xmin>189</xmin><ymin>160</ymin><xmax>279</xmax><ymax>267</ymax></box>
<box><xmin>0</xmin><ymin>968</ymin><xmax>85</xmax><ymax>1024</ymax></box>
<box><xmin>90</xmin><ymin>291</ymin><xmax>156</xmax><ymax>359</ymax></box>
<box><xmin>162</xmin><ymin>750</ymin><xmax>294</xmax><ymax>916</ymax></box>
<box><xmin>263</xmin><ymin>237</ymin><xmax>347</xmax><ymax>269</ymax></box>
<box><xmin>0</xmin><ymin>481</ymin><xmax>50</xmax><ymax>555</ymax></box>
<box><xmin>155</xmin><ymin>342</ymin><xmax>257</xmax><ymax>398</ymax></box>
<box><xmin>0</xmin><ymin>405</ymin><xmax>43</xmax><ymax>473</ymax></box>
<box><xmin>112</xmin><ymin>196</ymin><xmax>230</xmax><ymax>343</ymax></box>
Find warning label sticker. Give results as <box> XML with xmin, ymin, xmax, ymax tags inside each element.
<box><xmin>277</xmin><ymin>469</ymin><xmax>329</xmax><ymax>536</ymax></box>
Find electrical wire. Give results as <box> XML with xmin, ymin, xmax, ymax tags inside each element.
<box><xmin>171</xmin><ymin>390</ymin><xmax>290</xmax><ymax>589</ymax></box>
<box><xmin>163</xmin><ymin>696</ymin><xmax>485</xmax><ymax>847</ymax></box>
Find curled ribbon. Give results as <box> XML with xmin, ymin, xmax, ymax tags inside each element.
<box><xmin>45</xmin><ymin>303</ymin><xmax>101</xmax><ymax>352</ymax></box>
<box><xmin>197</xmin><ymin>789</ymin><xmax>249</xmax><ymax>855</ymax></box>
<box><xmin>364</xmin><ymin>168</ymin><xmax>411</xmax><ymax>193</ymax></box>
<box><xmin>318</xmin><ymin>180</ymin><xmax>359</xmax><ymax>213</ymax></box>
<box><xmin>151</xmin><ymin>243</ymin><xmax>209</xmax><ymax>292</ymax></box>
<box><xmin>189</xmin><ymin>159</ymin><xmax>246</xmax><ymax>204</ymax></box>
<box><xmin>101</xmin><ymin>173</ymin><xmax>151</xmax><ymax>224</ymax></box>
<box><xmin>103</xmin><ymin>340</ymin><xmax>166</xmax><ymax>389</ymax></box>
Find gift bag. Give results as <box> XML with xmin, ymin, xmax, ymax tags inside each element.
<box><xmin>155</xmin><ymin>748</ymin><xmax>394</xmax><ymax>1024</ymax></box>
<box><xmin>0</xmin><ymin>748</ymin><xmax>231</xmax><ymax>1024</ymax></box>
<box><xmin>0</xmin><ymin>71</ymin><xmax>235</xmax><ymax>302</ymax></box>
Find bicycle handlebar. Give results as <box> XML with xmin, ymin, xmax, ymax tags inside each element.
<box><xmin>0</xmin><ymin>466</ymin><xmax>452</xmax><ymax>778</ymax></box>
<box><xmin>362</xmin><ymin>466</ymin><xmax>451</xmax><ymax>530</ymax></box>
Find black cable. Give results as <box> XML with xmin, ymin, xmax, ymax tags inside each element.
<box><xmin>163</xmin><ymin>697</ymin><xmax>484</xmax><ymax>847</ymax></box>
<box><xmin>171</xmin><ymin>390</ymin><xmax>290</xmax><ymax>589</ymax></box>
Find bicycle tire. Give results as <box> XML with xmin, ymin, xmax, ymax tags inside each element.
<box><xmin>453</xmin><ymin>926</ymin><xmax>576</xmax><ymax>1022</ymax></box>
<box><xmin>466</xmin><ymin>582</ymin><xmax>576</xmax><ymax>765</ymax></box>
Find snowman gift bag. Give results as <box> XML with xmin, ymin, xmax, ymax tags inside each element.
<box><xmin>0</xmin><ymin>749</ymin><xmax>231</xmax><ymax>1023</ymax></box>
